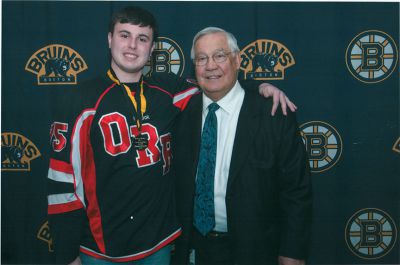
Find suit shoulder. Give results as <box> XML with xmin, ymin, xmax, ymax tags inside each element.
<box><xmin>244</xmin><ymin>90</ymin><xmax>274</xmax><ymax>112</ymax></box>
<box><xmin>244</xmin><ymin>90</ymin><xmax>298</xmax><ymax>122</ymax></box>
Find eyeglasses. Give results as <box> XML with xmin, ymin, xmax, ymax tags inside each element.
<box><xmin>193</xmin><ymin>51</ymin><xmax>232</xmax><ymax>66</ymax></box>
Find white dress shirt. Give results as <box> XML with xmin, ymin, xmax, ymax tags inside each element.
<box><xmin>199</xmin><ymin>81</ymin><xmax>245</xmax><ymax>232</ymax></box>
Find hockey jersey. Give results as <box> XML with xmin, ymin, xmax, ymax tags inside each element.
<box><xmin>47</xmin><ymin>71</ymin><xmax>199</xmax><ymax>263</ymax></box>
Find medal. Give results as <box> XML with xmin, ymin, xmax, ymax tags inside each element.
<box><xmin>134</xmin><ymin>134</ymin><xmax>148</xmax><ymax>150</ymax></box>
<box><xmin>107</xmin><ymin>69</ymin><xmax>148</xmax><ymax>150</ymax></box>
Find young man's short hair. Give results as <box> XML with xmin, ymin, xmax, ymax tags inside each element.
<box><xmin>109</xmin><ymin>6</ymin><xmax>159</xmax><ymax>41</ymax></box>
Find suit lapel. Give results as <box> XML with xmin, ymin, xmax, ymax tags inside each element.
<box><xmin>227</xmin><ymin>92</ymin><xmax>261</xmax><ymax>190</ymax></box>
<box><xmin>188</xmin><ymin>95</ymin><xmax>203</xmax><ymax>182</ymax></box>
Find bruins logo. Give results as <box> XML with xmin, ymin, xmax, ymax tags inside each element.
<box><xmin>345</xmin><ymin>208</ymin><xmax>397</xmax><ymax>259</ymax></box>
<box><xmin>239</xmin><ymin>39</ymin><xmax>295</xmax><ymax>80</ymax></box>
<box><xmin>346</xmin><ymin>30</ymin><xmax>398</xmax><ymax>83</ymax></box>
<box><xmin>1</xmin><ymin>132</ymin><xmax>41</xmax><ymax>171</ymax></box>
<box><xmin>37</xmin><ymin>221</ymin><xmax>53</xmax><ymax>252</ymax></box>
<box><xmin>299</xmin><ymin>121</ymin><xmax>342</xmax><ymax>173</ymax></box>
<box><xmin>393</xmin><ymin>137</ymin><xmax>400</xmax><ymax>154</ymax></box>
<box><xmin>144</xmin><ymin>37</ymin><xmax>185</xmax><ymax>77</ymax></box>
<box><xmin>25</xmin><ymin>44</ymin><xmax>88</xmax><ymax>85</ymax></box>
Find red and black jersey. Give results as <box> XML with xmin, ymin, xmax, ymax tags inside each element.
<box><xmin>47</xmin><ymin>71</ymin><xmax>199</xmax><ymax>263</ymax></box>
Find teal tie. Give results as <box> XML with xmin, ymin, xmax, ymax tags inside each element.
<box><xmin>194</xmin><ymin>102</ymin><xmax>220</xmax><ymax>236</ymax></box>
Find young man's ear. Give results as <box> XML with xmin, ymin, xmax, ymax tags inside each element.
<box><xmin>108</xmin><ymin>32</ymin><xmax>113</xmax><ymax>48</ymax></box>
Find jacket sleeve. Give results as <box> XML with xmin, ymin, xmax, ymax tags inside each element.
<box><xmin>275</xmin><ymin>110</ymin><xmax>313</xmax><ymax>260</ymax></box>
<box><xmin>47</xmin><ymin>96</ymin><xmax>85</xmax><ymax>264</ymax></box>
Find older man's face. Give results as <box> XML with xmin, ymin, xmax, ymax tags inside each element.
<box><xmin>194</xmin><ymin>32</ymin><xmax>240</xmax><ymax>101</ymax></box>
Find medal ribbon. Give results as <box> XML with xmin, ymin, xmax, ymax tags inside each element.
<box><xmin>107</xmin><ymin>69</ymin><xmax>147</xmax><ymax>130</ymax></box>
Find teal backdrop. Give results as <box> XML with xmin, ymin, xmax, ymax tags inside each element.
<box><xmin>2</xmin><ymin>1</ymin><xmax>399</xmax><ymax>264</ymax></box>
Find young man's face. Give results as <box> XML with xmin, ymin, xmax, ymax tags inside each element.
<box><xmin>108</xmin><ymin>22</ymin><xmax>155</xmax><ymax>82</ymax></box>
<box><xmin>194</xmin><ymin>32</ymin><xmax>240</xmax><ymax>101</ymax></box>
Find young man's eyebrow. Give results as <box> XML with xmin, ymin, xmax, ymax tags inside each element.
<box><xmin>117</xmin><ymin>30</ymin><xmax>150</xmax><ymax>39</ymax></box>
<box><xmin>138</xmin><ymin>33</ymin><xmax>150</xmax><ymax>39</ymax></box>
<box><xmin>118</xmin><ymin>30</ymin><xmax>130</xmax><ymax>34</ymax></box>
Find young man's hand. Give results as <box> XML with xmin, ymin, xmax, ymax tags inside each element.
<box><xmin>69</xmin><ymin>256</ymin><xmax>82</xmax><ymax>265</ymax></box>
<box><xmin>278</xmin><ymin>256</ymin><xmax>305</xmax><ymax>265</ymax></box>
<box><xmin>258</xmin><ymin>83</ymin><xmax>297</xmax><ymax>116</ymax></box>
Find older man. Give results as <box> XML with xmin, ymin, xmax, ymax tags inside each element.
<box><xmin>172</xmin><ymin>27</ymin><xmax>312</xmax><ymax>265</ymax></box>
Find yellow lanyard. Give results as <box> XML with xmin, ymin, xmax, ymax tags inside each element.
<box><xmin>107</xmin><ymin>70</ymin><xmax>147</xmax><ymax>130</ymax></box>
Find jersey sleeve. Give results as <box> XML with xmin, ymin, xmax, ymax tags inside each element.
<box><xmin>47</xmin><ymin>87</ymin><xmax>85</xmax><ymax>263</ymax></box>
<box><xmin>151</xmin><ymin>73</ymin><xmax>200</xmax><ymax>112</ymax></box>
<box><xmin>171</xmin><ymin>75</ymin><xmax>200</xmax><ymax>111</ymax></box>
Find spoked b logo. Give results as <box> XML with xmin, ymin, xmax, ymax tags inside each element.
<box><xmin>299</xmin><ymin>121</ymin><xmax>342</xmax><ymax>173</ymax></box>
<box><xmin>345</xmin><ymin>208</ymin><xmax>397</xmax><ymax>259</ymax></box>
<box><xmin>144</xmin><ymin>37</ymin><xmax>185</xmax><ymax>77</ymax></box>
<box><xmin>346</xmin><ymin>30</ymin><xmax>398</xmax><ymax>83</ymax></box>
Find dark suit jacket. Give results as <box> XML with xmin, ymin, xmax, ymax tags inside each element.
<box><xmin>172</xmin><ymin>89</ymin><xmax>312</xmax><ymax>265</ymax></box>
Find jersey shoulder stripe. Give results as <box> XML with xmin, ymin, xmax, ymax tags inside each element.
<box><xmin>71</xmin><ymin>109</ymin><xmax>106</xmax><ymax>254</ymax></box>
<box><xmin>173</xmin><ymin>87</ymin><xmax>200</xmax><ymax>111</ymax></box>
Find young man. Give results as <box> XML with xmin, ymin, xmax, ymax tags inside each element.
<box><xmin>172</xmin><ymin>27</ymin><xmax>312</xmax><ymax>265</ymax></box>
<box><xmin>47</xmin><ymin>7</ymin><xmax>295</xmax><ymax>265</ymax></box>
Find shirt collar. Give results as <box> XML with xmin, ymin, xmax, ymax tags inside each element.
<box><xmin>202</xmin><ymin>80</ymin><xmax>243</xmax><ymax>114</ymax></box>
